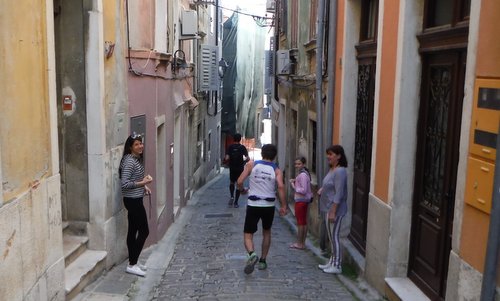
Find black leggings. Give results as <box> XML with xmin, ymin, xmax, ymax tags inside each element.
<box><xmin>123</xmin><ymin>197</ymin><xmax>149</xmax><ymax>265</ymax></box>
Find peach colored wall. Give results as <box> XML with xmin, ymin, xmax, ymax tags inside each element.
<box><xmin>475</xmin><ymin>1</ymin><xmax>500</xmax><ymax>78</ymax></box>
<box><xmin>373</xmin><ymin>0</ymin><xmax>399</xmax><ymax>202</ymax></box>
<box><xmin>333</xmin><ymin>0</ymin><xmax>345</xmax><ymax>144</ymax></box>
<box><xmin>460</xmin><ymin>0</ymin><xmax>500</xmax><ymax>272</ymax></box>
<box><xmin>460</xmin><ymin>205</ymin><xmax>489</xmax><ymax>272</ymax></box>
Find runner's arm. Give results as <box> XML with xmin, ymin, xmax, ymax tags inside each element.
<box><xmin>237</xmin><ymin>160</ymin><xmax>253</xmax><ymax>190</ymax></box>
<box><xmin>275</xmin><ymin>168</ymin><xmax>287</xmax><ymax>212</ymax></box>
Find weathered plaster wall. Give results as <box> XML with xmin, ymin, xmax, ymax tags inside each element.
<box><xmin>0</xmin><ymin>1</ymin><xmax>52</xmax><ymax>203</ymax></box>
<box><xmin>54</xmin><ymin>0</ymin><xmax>89</xmax><ymax>221</ymax></box>
<box><xmin>128</xmin><ymin>0</ymin><xmax>155</xmax><ymax>50</ymax></box>
<box><xmin>86</xmin><ymin>0</ymin><xmax>131</xmax><ymax>266</ymax></box>
<box><xmin>0</xmin><ymin>176</ymin><xmax>64</xmax><ymax>300</ymax></box>
<box><xmin>384</xmin><ymin>0</ymin><xmax>424</xmax><ymax>280</ymax></box>
<box><xmin>0</xmin><ymin>1</ymin><xmax>65</xmax><ymax>299</ymax></box>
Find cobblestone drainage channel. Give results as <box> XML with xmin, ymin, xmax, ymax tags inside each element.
<box><xmin>204</xmin><ymin>213</ymin><xmax>233</xmax><ymax>218</ymax></box>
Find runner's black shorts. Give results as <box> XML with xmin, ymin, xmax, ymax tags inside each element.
<box><xmin>229</xmin><ymin>167</ymin><xmax>244</xmax><ymax>182</ymax></box>
<box><xmin>244</xmin><ymin>206</ymin><xmax>275</xmax><ymax>233</ymax></box>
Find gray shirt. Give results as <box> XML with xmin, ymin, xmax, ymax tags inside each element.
<box><xmin>319</xmin><ymin>167</ymin><xmax>348</xmax><ymax>217</ymax></box>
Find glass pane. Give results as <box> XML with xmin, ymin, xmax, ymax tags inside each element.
<box><xmin>354</xmin><ymin>64</ymin><xmax>373</xmax><ymax>172</ymax></box>
<box><xmin>421</xmin><ymin>66</ymin><xmax>451</xmax><ymax>214</ymax></box>
<box><xmin>462</xmin><ymin>0</ymin><xmax>471</xmax><ymax>19</ymax></box>
<box><xmin>474</xmin><ymin>130</ymin><xmax>497</xmax><ymax>149</ymax></box>
<box><xmin>430</xmin><ymin>0</ymin><xmax>454</xmax><ymax>27</ymax></box>
<box><xmin>366</xmin><ymin>0</ymin><xmax>378</xmax><ymax>39</ymax></box>
<box><xmin>478</xmin><ymin>88</ymin><xmax>500</xmax><ymax>110</ymax></box>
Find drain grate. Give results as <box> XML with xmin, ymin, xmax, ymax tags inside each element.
<box><xmin>204</xmin><ymin>213</ymin><xmax>233</xmax><ymax>218</ymax></box>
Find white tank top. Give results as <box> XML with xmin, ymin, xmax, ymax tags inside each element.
<box><xmin>248</xmin><ymin>160</ymin><xmax>277</xmax><ymax>207</ymax></box>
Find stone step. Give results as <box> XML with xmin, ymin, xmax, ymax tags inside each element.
<box><xmin>63</xmin><ymin>234</ymin><xmax>89</xmax><ymax>266</ymax></box>
<box><xmin>65</xmin><ymin>249</ymin><xmax>107</xmax><ymax>300</ymax></box>
<box><xmin>63</xmin><ymin>221</ymin><xmax>87</xmax><ymax>236</ymax></box>
<box><xmin>385</xmin><ymin>277</ymin><xmax>431</xmax><ymax>301</ymax></box>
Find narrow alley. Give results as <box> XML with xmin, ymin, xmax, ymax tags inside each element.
<box><xmin>76</xmin><ymin>169</ymin><xmax>380</xmax><ymax>301</ymax></box>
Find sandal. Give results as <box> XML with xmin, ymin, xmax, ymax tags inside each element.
<box><xmin>289</xmin><ymin>243</ymin><xmax>305</xmax><ymax>250</ymax></box>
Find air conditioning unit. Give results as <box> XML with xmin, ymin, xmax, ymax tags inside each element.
<box><xmin>181</xmin><ymin>10</ymin><xmax>198</xmax><ymax>36</ymax></box>
<box><xmin>266</xmin><ymin>0</ymin><xmax>276</xmax><ymax>13</ymax></box>
<box><xmin>276</xmin><ymin>50</ymin><xmax>292</xmax><ymax>75</ymax></box>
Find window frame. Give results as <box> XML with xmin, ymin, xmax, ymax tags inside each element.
<box><xmin>423</xmin><ymin>0</ymin><xmax>471</xmax><ymax>30</ymax></box>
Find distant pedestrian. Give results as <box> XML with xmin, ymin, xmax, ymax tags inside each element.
<box><xmin>317</xmin><ymin>145</ymin><xmax>348</xmax><ymax>274</ymax></box>
<box><xmin>237</xmin><ymin>144</ymin><xmax>287</xmax><ymax>274</ymax></box>
<box><xmin>119</xmin><ymin>134</ymin><xmax>153</xmax><ymax>277</ymax></box>
<box><xmin>289</xmin><ymin>156</ymin><xmax>313</xmax><ymax>250</ymax></box>
<box><xmin>224</xmin><ymin>133</ymin><xmax>249</xmax><ymax>208</ymax></box>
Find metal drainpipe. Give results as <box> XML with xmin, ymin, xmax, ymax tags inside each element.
<box><xmin>315</xmin><ymin>0</ymin><xmax>327</xmax><ymax>186</ymax></box>
<box><xmin>480</xmin><ymin>121</ymin><xmax>500</xmax><ymax>301</ymax></box>
<box><xmin>325</xmin><ymin>0</ymin><xmax>338</xmax><ymax>147</ymax></box>
<box><xmin>215</xmin><ymin>0</ymin><xmax>219</xmax><ymax>47</ymax></box>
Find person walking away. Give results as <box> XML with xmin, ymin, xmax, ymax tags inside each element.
<box><xmin>317</xmin><ymin>145</ymin><xmax>348</xmax><ymax>274</ymax></box>
<box><xmin>237</xmin><ymin>144</ymin><xmax>287</xmax><ymax>274</ymax></box>
<box><xmin>119</xmin><ymin>134</ymin><xmax>153</xmax><ymax>277</ymax></box>
<box><xmin>224</xmin><ymin>133</ymin><xmax>249</xmax><ymax>208</ymax></box>
<box><xmin>289</xmin><ymin>156</ymin><xmax>313</xmax><ymax>250</ymax></box>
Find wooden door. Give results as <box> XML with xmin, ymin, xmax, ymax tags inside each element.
<box><xmin>349</xmin><ymin>0</ymin><xmax>379</xmax><ymax>256</ymax></box>
<box><xmin>408</xmin><ymin>51</ymin><xmax>465</xmax><ymax>300</ymax></box>
<box><xmin>349</xmin><ymin>55</ymin><xmax>376</xmax><ymax>255</ymax></box>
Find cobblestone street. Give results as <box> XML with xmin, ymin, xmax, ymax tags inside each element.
<box><xmin>152</xmin><ymin>172</ymin><xmax>356</xmax><ymax>301</ymax></box>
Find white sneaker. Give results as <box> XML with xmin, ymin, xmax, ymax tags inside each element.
<box><xmin>318</xmin><ymin>262</ymin><xmax>332</xmax><ymax>269</ymax></box>
<box><xmin>323</xmin><ymin>265</ymin><xmax>342</xmax><ymax>274</ymax></box>
<box><xmin>138</xmin><ymin>263</ymin><xmax>147</xmax><ymax>271</ymax></box>
<box><xmin>126</xmin><ymin>264</ymin><xmax>146</xmax><ymax>277</ymax></box>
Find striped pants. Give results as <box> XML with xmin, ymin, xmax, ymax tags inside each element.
<box><xmin>324</xmin><ymin>212</ymin><xmax>344</xmax><ymax>268</ymax></box>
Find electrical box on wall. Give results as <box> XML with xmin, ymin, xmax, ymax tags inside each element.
<box><xmin>181</xmin><ymin>10</ymin><xmax>198</xmax><ymax>36</ymax></box>
<box><xmin>62</xmin><ymin>95</ymin><xmax>73</xmax><ymax>111</ymax></box>
<box><xmin>276</xmin><ymin>50</ymin><xmax>291</xmax><ymax>75</ymax></box>
<box><xmin>464</xmin><ymin>79</ymin><xmax>500</xmax><ymax>214</ymax></box>
<box><xmin>266</xmin><ymin>0</ymin><xmax>276</xmax><ymax>12</ymax></box>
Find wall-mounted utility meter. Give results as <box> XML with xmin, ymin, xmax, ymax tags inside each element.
<box><xmin>465</xmin><ymin>79</ymin><xmax>500</xmax><ymax>214</ymax></box>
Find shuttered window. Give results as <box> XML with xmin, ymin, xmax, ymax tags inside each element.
<box><xmin>199</xmin><ymin>44</ymin><xmax>219</xmax><ymax>91</ymax></box>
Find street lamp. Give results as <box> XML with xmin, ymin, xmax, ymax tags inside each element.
<box><xmin>172</xmin><ymin>50</ymin><xmax>188</xmax><ymax>73</ymax></box>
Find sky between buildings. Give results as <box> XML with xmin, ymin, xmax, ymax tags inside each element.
<box><xmin>219</xmin><ymin>0</ymin><xmax>268</xmax><ymax>20</ymax></box>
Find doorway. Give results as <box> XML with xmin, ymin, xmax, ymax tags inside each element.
<box><xmin>408</xmin><ymin>1</ymin><xmax>469</xmax><ymax>299</ymax></box>
<box><xmin>408</xmin><ymin>50</ymin><xmax>466</xmax><ymax>300</ymax></box>
<box><xmin>349</xmin><ymin>0</ymin><xmax>378</xmax><ymax>255</ymax></box>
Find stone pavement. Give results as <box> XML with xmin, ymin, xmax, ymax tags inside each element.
<box><xmin>75</xmin><ymin>170</ymin><xmax>382</xmax><ymax>301</ymax></box>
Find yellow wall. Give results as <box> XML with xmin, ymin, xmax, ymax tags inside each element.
<box><xmin>104</xmin><ymin>0</ymin><xmax>118</xmax><ymax>61</ymax></box>
<box><xmin>460</xmin><ymin>0</ymin><xmax>500</xmax><ymax>272</ymax></box>
<box><xmin>0</xmin><ymin>1</ymin><xmax>52</xmax><ymax>202</ymax></box>
<box><xmin>373</xmin><ymin>0</ymin><xmax>399</xmax><ymax>202</ymax></box>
